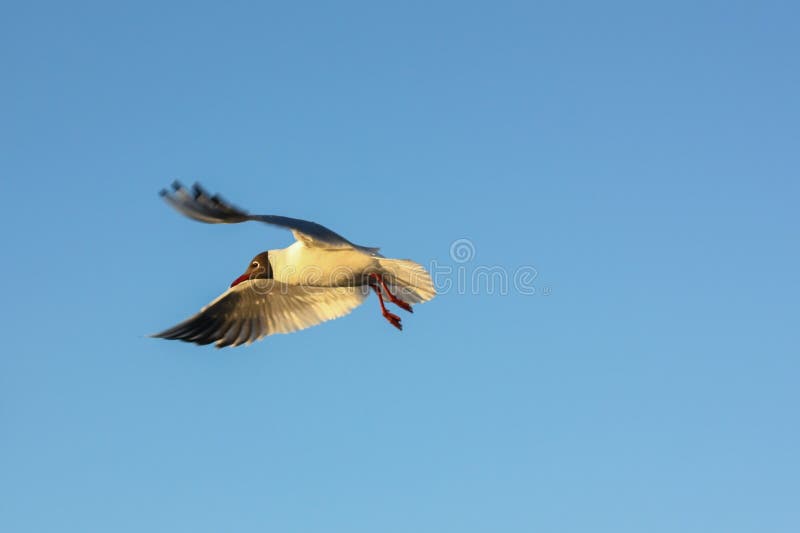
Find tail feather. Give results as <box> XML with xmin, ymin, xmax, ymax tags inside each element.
<box><xmin>378</xmin><ymin>258</ymin><xmax>437</xmax><ymax>304</ymax></box>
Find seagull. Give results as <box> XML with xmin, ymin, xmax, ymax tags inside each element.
<box><xmin>152</xmin><ymin>182</ymin><xmax>436</xmax><ymax>348</ymax></box>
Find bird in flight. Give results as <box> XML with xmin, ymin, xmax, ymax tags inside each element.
<box><xmin>152</xmin><ymin>182</ymin><xmax>436</xmax><ymax>348</ymax></box>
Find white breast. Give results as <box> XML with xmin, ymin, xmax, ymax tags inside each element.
<box><xmin>269</xmin><ymin>242</ymin><xmax>377</xmax><ymax>286</ymax></box>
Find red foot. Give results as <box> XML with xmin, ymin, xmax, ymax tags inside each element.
<box><xmin>389</xmin><ymin>294</ymin><xmax>413</xmax><ymax>313</ymax></box>
<box><xmin>369</xmin><ymin>273</ymin><xmax>409</xmax><ymax>331</ymax></box>
<box><xmin>369</xmin><ymin>273</ymin><xmax>413</xmax><ymax>313</ymax></box>
<box><xmin>383</xmin><ymin>310</ymin><xmax>403</xmax><ymax>331</ymax></box>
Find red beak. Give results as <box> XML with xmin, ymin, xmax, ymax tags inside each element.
<box><xmin>231</xmin><ymin>272</ymin><xmax>250</xmax><ymax>287</ymax></box>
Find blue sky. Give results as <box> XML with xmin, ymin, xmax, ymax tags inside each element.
<box><xmin>1</xmin><ymin>1</ymin><xmax>798</xmax><ymax>532</ymax></box>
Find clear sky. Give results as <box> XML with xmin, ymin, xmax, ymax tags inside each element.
<box><xmin>1</xmin><ymin>2</ymin><xmax>798</xmax><ymax>532</ymax></box>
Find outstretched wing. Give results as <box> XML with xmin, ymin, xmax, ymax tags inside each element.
<box><xmin>160</xmin><ymin>181</ymin><xmax>367</xmax><ymax>250</ymax></box>
<box><xmin>152</xmin><ymin>279</ymin><xmax>370</xmax><ymax>348</ymax></box>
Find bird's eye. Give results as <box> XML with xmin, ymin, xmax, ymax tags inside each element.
<box><xmin>251</xmin><ymin>262</ymin><xmax>259</xmax><ymax>268</ymax></box>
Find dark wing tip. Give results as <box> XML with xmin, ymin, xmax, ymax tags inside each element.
<box><xmin>159</xmin><ymin>181</ymin><xmax>250</xmax><ymax>224</ymax></box>
<box><xmin>192</xmin><ymin>182</ymin><xmax>208</xmax><ymax>199</ymax></box>
<box><xmin>149</xmin><ymin>327</ymin><xmax>179</xmax><ymax>340</ymax></box>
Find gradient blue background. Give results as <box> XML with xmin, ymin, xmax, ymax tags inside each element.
<box><xmin>2</xmin><ymin>2</ymin><xmax>798</xmax><ymax>532</ymax></box>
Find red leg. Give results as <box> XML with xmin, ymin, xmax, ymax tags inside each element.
<box><xmin>369</xmin><ymin>273</ymin><xmax>413</xmax><ymax>313</ymax></box>
<box><xmin>369</xmin><ymin>276</ymin><xmax>403</xmax><ymax>330</ymax></box>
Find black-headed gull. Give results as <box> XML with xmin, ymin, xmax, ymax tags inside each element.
<box><xmin>152</xmin><ymin>182</ymin><xmax>436</xmax><ymax>348</ymax></box>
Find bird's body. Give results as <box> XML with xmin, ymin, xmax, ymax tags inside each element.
<box><xmin>153</xmin><ymin>182</ymin><xmax>436</xmax><ymax>348</ymax></box>
<box><xmin>269</xmin><ymin>241</ymin><xmax>378</xmax><ymax>287</ymax></box>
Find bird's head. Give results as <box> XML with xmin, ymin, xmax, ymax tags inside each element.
<box><xmin>231</xmin><ymin>251</ymin><xmax>274</xmax><ymax>287</ymax></box>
